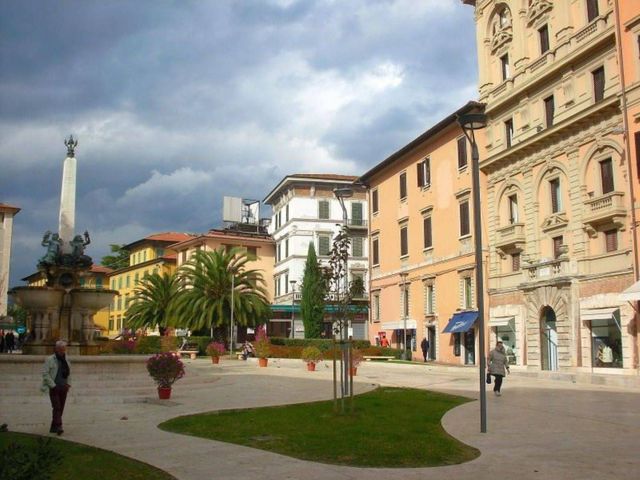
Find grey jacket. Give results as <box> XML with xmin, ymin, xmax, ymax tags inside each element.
<box><xmin>41</xmin><ymin>354</ymin><xmax>71</xmax><ymax>393</ymax></box>
<box><xmin>488</xmin><ymin>348</ymin><xmax>509</xmax><ymax>376</ymax></box>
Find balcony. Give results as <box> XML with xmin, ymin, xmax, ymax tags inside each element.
<box><xmin>583</xmin><ymin>191</ymin><xmax>626</xmax><ymax>233</ymax></box>
<box><xmin>346</xmin><ymin>218</ymin><xmax>368</xmax><ymax>231</ymax></box>
<box><xmin>523</xmin><ymin>255</ymin><xmax>570</xmax><ymax>283</ymax></box>
<box><xmin>495</xmin><ymin>222</ymin><xmax>525</xmax><ymax>251</ymax></box>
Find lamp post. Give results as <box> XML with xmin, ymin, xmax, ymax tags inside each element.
<box><xmin>399</xmin><ymin>271</ymin><xmax>408</xmax><ymax>360</ymax></box>
<box><xmin>229</xmin><ymin>271</ymin><xmax>235</xmax><ymax>359</ymax></box>
<box><xmin>333</xmin><ymin>187</ymin><xmax>353</xmax><ymax>398</ymax></box>
<box><xmin>290</xmin><ymin>280</ymin><xmax>297</xmax><ymax>339</ymax></box>
<box><xmin>457</xmin><ymin>112</ymin><xmax>488</xmax><ymax>433</ymax></box>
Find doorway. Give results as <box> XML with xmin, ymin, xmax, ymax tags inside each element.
<box><xmin>427</xmin><ymin>326</ymin><xmax>436</xmax><ymax>361</ymax></box>
<box><xmin>464</xmin><ymin>329</ymin><xmax>475</xmax><ymax>365</ymax></box>
<box><xmin>540</xmin><ymin>306</ymin><xmax>558</xmax><ymax>371</ymax></box>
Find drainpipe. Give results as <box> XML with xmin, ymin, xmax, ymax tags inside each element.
<box><xmin>613</xmin><ymin>0</ymin><xmax>639</xmax><ymax>369</ymax></box>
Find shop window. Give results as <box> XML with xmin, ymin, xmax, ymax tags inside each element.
<box><xmin>454</xmin><ymin>333</ymin><xmax>461</xmax><ymax>357</ymax></box>
<box><xmin>457</xmin><ymin>137</ymin><xmax>468</xmax><ymax>169</ymax></box>
<box><xmin>459</xmin><ymin>201</ymin><xmax>470</xmax><ymax>237</ymax></box>
<box><xmin>539</xmin><ymin>24</ymin><xmax>550</xmax><ymax>54</ymax></box>
<box><xmin>605</xmin><ymin>230</ymin><xmax>618</xmax><ymax>252</ymax></box>
<box><xmin>399</xmin><ymin>172</ymin><xmax>407</xmax><ymax>200</ymax></box>
<box><xmin>591</xmin><ymin>316</ymin><xmax>622</xmax><ymax>368</ymax></box>
<box><xmin>593</xmin><ymin>66</ymin><xmax>605</xmax><ymax>103</ymax></box>
<box><xmin>600</xmin><ymin>158</ymin><xmax>614</xmax><ymax>194</ymax></box>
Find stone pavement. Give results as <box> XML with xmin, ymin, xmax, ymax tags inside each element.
<box><xmin>2</xmin><ymin>357</ymin><xmax>639</xmax><ymax>480</ymax></box>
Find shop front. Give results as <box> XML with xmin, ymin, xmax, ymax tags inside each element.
<box><xmin>489</xmin><ymin>316</ymin><xmax>517</xmax><ymax>365</ymax></box>
<box><xmin>442</xmin><ymin>311</ymin><xmax>478</xmax><ymax>365</ymax></box>
<box><xmin>581</xmin><ymin>307</ymin><xmax>623</xmax><ymax>369</ymax></box>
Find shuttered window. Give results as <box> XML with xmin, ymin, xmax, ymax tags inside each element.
<box><xmin>399</xmin><ymin>172</ymin><xmax>407</xmax><ymax>200</ymax></box>
<box><xmin>285</xmin><ymin>239</ymin><xmax>289</xmax><ymax>258</ymax></box>
<box><xmin>457</xmin><ymin>137</ymin><xmax>468</xmax><ymax>169</ymax></box>
<box><xmin>539</xmin><ymin>24</ymin><xmax>549</xmax><ymax>54</ymax></box>
<box><xmin>600</xmin><ymin>158</ymin><xmax>614</xmax><ymax>194</ymax></box>
<box><xmin>352</xmin><ymin>236</ymin><xmax>363</xmax><ymax>257</ymax></box>
<box><xmin>286</xmin><ymin>204</ymin><xmax>289</xmax><ymax>222</ymax></box>
<box><xmin>351</xmin><ymin>202</ymin><xmax>363</xmax><ymax>226</ymax></box>
<box><xmin>372</xmin><ymin>238</ymin><xmax>380</xmax><ymax>265</ymax></box>
<box><xmin>593</xmin><ymin>67</ymin><xmax>605</xmax><ymax>102</ymax></box>
<box><xmin>318</xmin><ymin>200</ymin><xmax>330</xmax><ymax>219</ymax></box>
<box><xmin>605</xmin><ymin>230</ymin><xmax>618</xmax><ymax>252</ymax></box>
<box><xmin>318</xmin><ymin>234</ymin><xmax>331</xmax><ymax>256</ymax></box>
<box><xmin>423</xmin><ymin>216</ymin><xmax>433</xmax><ymax>249</ymax></box>
<box><xmin>417</xmin><ymin>158</ymin><xmax>430</xmax><ymax>188</ymax></box>
<box><xmin>586</xmin><ymin>0</ymin><xmax>599</xmax><ymax>22</ymax></box>
<box><xmin>372</xmin><ymin>189</ymin><xmax>379</xmax><ymax>214</ymax></box>
<box><xmin>459</xmin><ymin>201</ymin><xmax>470</xmax><ymax>237</ymax></box>
<box><xmin>550</xmin><ymin>178</ymin><xmax>561</xmax><ymax>213</ymax></box>
<box><xmin>400</xmin><ymin>225</ymin><xmax>408</xmax><ymax>257</ymax></box>
<box><xmin>544</xmin><ymin>95</ymin><xmax>555</xmax><ymax>127</ymax></box>
<box><xmin>553</xmin><ymin>236</ymin><xmax>563</xmax><ymax>259</ymax></box>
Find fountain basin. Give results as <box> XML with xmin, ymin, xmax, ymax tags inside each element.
<box><xmin>10</xmin><ymin>286</ymin><xmax>65</xmax><ymax>310</ymax></box>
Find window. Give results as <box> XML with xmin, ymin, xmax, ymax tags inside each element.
<box><xmin>399</xmin><ymin>172</ymin><xmax>407</xmax><ymax>200</ymax></box>
<box><xmin>425</xmin><ymin>283</ymin><xmax>435</xmax><ymax>314</ymax></box>
<box><xmin>111</xmin><ymin>279</ymin><xmax>115</xmax><ymax>290</ymax></box>
<box><xmin>459</xmin><ymin>201</ymin><xmax>470</xmax><ymax>237</ymax></box>
<box><xmin>155</xmin><ymin>248</ymin><xmax>165</xmax><ymax>258</ymax></box>
<box><xmin>423</xmin><ymin>216</ymin><xmax>433</xmax><ymax>249</ymax></box>
<box><xmin>96</xmin><ymin>277</ymin><xmax>103</xmax><ymax>289</ymax></box>
<box><xmin>457</xmin><ymin>137</ymin><xmax>468</xmax><ymax>169</ymax></box>
<box><xmin>118</xmin><ymin>277</ymin><xmax>123</xmax><ymax>289</ymax></box>
<box><xmin>505</xmin><ymin>118</ymin><xmax>514</xmax><ymax>148</ymax></box>
<box><xmin>636</xmin><ymin>132</ymin><xmax>640</xmax><ymax>181</ymax></box>
<box><xmin>550</xmin><ymin>178</ymin><xmax>562</xmax><ymax>213</ymax></box>
<box><xmin>275</xmin><ymin>276</ymin><xmax>280</xmax><ymax>297</ymax></box>
<box><xmin>134</xmin><ymin>272</ymin><xmax>139</xmax><ymax>284</ymax></box>
<box><xmin>351</xmin><ymin>202</ymin><xmax>364</xmax><ymax>226</ymax></box>
<box><xmin>277</xmin><ymin>243</ymin><xmax>281</xmax><ymax>262</ymax></box>
<box><xmin>553</xmin><ymin>236</ymin><xmax>564</xmax><ymax>259</ymax></box>
<box><xmin>593</xmin><ymin>66</ymin><xmax>605</xmax><ymax>102</ymax></box>
<box><xmin>372</xmin><ymin>189</ymin><xmax>379</xmax><ymax>214</ymax></box>
<box><xmin>318</xmin><ymin>234</ymin><xmax>331</xmax><ymax>256</ymax></box>
<box><xmin>285</xmin><ymin>204</ymin><xmax>289</xmax><ymax>222</ymax></box>
<box><xmin>600</xmin><ymin>158</ymin><xmax>614</xmax><ymax>194</ymax></box>
<box><xmin>285</xmin><ymin>239</ymin><xmax>289</xmax><ymax>258</ymax></box>
<box><xmin>372</xmin><ymin>237</ymin><xmax>380</xmax><ymax>265</ymax></box>
<box><xmin>126</xmin><ymin>275</ymin><xmax>130</xmax><ymax>288</ymax></box>
<box><xmin>586</xmin><ymin>0</ymin><xmax>599</xmax><ymax>23</ymax></box>
<box><xmin>500</xmin><ymin>53</ymin><xmax>510</xmax><ymax>81</ymax></box>
<box><xmin>318</xmin><ymin>200</ymin><xmax>330</xmax><ymax>219</ymax></box>
<box><xmin>143</xmin><ymin>251</ymin><xmax>147</xmax><ymax>262</ymax></box>
<box><xmin>117</xmin><ymin>296</ymin><xmax>122</xmax><ymax>311</ymax></box>
<box><xmin>400</xmin><ymin>224</ymin><xmax>408</xmax><ymax>257</ymax></box>
<box><xmin>352</xmin><ymin>236</ymin><xmax>364</xmax><ymax>257</ymax></box>
<box><xmin>512</xmin><ymin>253</ymin><xmax>521</xmax><ymax>272</ymax></box>
<box><xmin>454</xmin><ymin>333</ymin><xmax>461</xmax><ymax>356</ymax></box>
<box><xmin>417</xmin><ymin>158</ymin><xmax>431</xmax><ymax>188</ymax></box>
<box><xmin>539</xmin><ymin>24</ymin><xmax>550</xmax><ymax>54</ymax></box>
<box><xmin>109</xmin><ymin>317</ymin><xmax>114</xmax><ymax>331</ymax></box>
<box><xmin>79</xmin><ymin>278</ymin><xmax>85</xmax><ymax>287</ymax></box>
<box><xmin>351</xmin><ymin>272</ymin><xmax>365</xmax><ymax>297</ymax></box>
<box><xmin>544</xmin><ymin>95</ymin><xmax>555</xmax><ymax>128</ymax></box>
<box><xmin>605</xmin><ymin>230</ymin><xmax>618</xmax><ymax>252</ymax></box>
<box><xmin>246</xmin><ymin>246</ymin><xmax>257</xmax><ymax>259</ymax></box>
<box><xmin>463</xmin><ymin>277</ymin><xmax>473</xmax><ymax>309</ymax></box>
<box><xmin>372</xmin><ymin>293</ymin><xmax>380</xmax><ymax>321</ymax></box>
<box><xmin>508</xmin><ymin>194</ymin><xmax>519</xmax><ymax>223</ymax></box>
<box><xmin>285</xmin><ymin>274</ymin><xmax>289</xmax><ymax>293</ymax></box>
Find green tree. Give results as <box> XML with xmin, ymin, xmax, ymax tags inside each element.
<box><xmin>300</xmin><ymin>242</ymin><xmax>325</xmax><ymax>338</ymax></box>
<box><xmin>101</xmin><ymin>244</ymin><xmax>130</xmax><ymax>270</ymax></box>
<box><xmin>170</xmin><ymin>248</ymin><xmax>270</xmax><ymax>333</ymax></box>
<box><xmin>125</xmin><ymin>272</ymin><xmax>180</xmax><ymax>332</ymax></box>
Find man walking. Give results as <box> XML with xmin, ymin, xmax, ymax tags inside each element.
<box><xmin>41</xmin><ymin>340</ymin><xmax>71</xmax><ymax>435</ymax></box>
<box><xmin>420</xmin><ymin>337</ymin><xmax>430</xmax><ymax>362</ymax></box>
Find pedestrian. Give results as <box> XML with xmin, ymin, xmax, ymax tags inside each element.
<box><xmin>5</xmin><ymin>331</ymin><xmax>15</xmax><ymax>353</ymax></box>
<box><xmin>41</xmin><ymin>340</ymin><xmax>71</xmax><ymax>435</ymax></box>
<box><xmin>488</xmin><ymin>340</ymin><xmax>510</xmax><ymax>396</ymax></box>
<box><xmin>0</xmin><ymin>330</ymin><xmax>4</xmax><ymax>353</ymax></box>
<box><xmin>420</xmin><ymin>337</ymin><xmax>430</xmax><ymax>362</ymax></box>
<box><xmin>380</xmin><ymin>336</ymin><xmax>390</xmax><ymax>348</ymax></box>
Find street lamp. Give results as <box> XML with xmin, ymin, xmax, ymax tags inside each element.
<box><xmin>290</xmin><ymin>279</ymin><xmax>297</xmax><ymax>339</ymax></box>
<box><xmin>400</xmin><ymin>271</ymin><xmax>408</xmax><ymax>360</ymax></box>
<box><xmin>457</xmin><ymin>111</ymin><xmax>488</xmax><ymax>433</ymax></box>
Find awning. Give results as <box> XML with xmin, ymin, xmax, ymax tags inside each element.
<box><xmin>620</xmin><ymin>280</ymin><xmax>640</xmax><ymax>301</ymax></box>
<box><xmin>381</xmin><ymin>319</ymin><xmax>417</xmax><ymax>330</ymax></box>
<box><xmin>489</xmin><ymin>316</ymin><xmax>514</xmax><ymax>327</ymax></box>
<box><xmin>442</xmin><ymin>311</ymin><xmax>478</xmax><ymax>334</ymax></box>
<box><xmin>580</xmin><ymin>307</ymin><xmax>618</xmax><ymax>322</ymax></box>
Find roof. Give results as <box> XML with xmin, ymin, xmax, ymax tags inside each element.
<box><xmin>22</xmin><ymin>264</ymin><xmax>111</xmax><ymax>282</ymax></box>
<box><xmin>264</xmin><ymin>173</ymin><xmax>361</xmax><ymax>205</ymax></box>
<box><xmin>170</xmin><ymin>228</ymin><xmax>274</xmax><ymax>249</ymax></box>
<box><xmin>0</xmin><ymin>203</ymin><xmax>21</xmax><ymax>214</ymax></box>
<box><xmin>124</xmin><ymin>232</ymin><xmax>194</xmax><ymax>250</ymax></box>
<box><xmin>90</xmin><ymin>265</ymin><xmax>113</xmax><ymax>274</ymax></box>
<box><xmin>358</xmin><ymin>101</ymin><xmax>485</xmax><ymax>184</ymax></box>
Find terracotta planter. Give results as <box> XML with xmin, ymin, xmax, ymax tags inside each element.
<box><xmin>211</xmin><ymin>356</ymin><xmax>220</xmax><ymax>364</ymax></box>
<box><xmin>158</xmin><ymin>386</ymin><xmax>172</xmax><ymax>400</ymax></box>
<box><xmin>258</xmin><ymin>357</ymin><xmax>268</xmax><ymax>367</ymax></box>
<box><xmin>307</xmin><ymin>362</ymin><xmax>316</xmax><ymax>372</ymax></box>
<box><xmin>349</xmin><ymin>367</ymin><xmax>357</xmax><ymax>376</ymax></box>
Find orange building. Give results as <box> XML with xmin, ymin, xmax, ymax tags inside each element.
<box><xmin>359</xmin><ymin>102</ymin><xmax>487</xmax><ymax>364</ymax></box>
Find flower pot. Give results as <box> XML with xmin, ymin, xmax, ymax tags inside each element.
<box><xmin>307</xmin><ymin>362</ymin><xmax>316</xmax><ymax>372</ymax></box>
<box><xmin>349</xmin><ymin>367</ymin><xmax>357</xmax><ymax>376</ymax></box>
<box><xmin>258</xmin><ymin>357</ymin><xmax>268</xmax><ymax>367</ymax></box>
<box><xmin>158</xmin><ymin>386</ymin><xmax>172</xmax><ymax>400</ymax></box>
<box><xmin>211</xmin><ymin>356</ymin><xmax>219</xmax><ymax>364</ymax></box>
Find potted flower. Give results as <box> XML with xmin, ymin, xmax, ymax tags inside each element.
<box><xmin>254</xmin><ymin>326</ymin><xmax>271</xmax><ymax>367</ymax></box>
<box><xmin>350</xmin><ymin>349</ymin><xmax>364</xmax><ymax>376</ymax></box>
<box><xmin>301</xmin><ymin>346</ymin><xmax>323</xmax><ymax>371</ymax></box>
<box><xmin>206</xmin><ymin>341</ymin><xmax>225</xmax><ymax>364</ymax></box>
<box><xmin>146</xmin><ymin>352</ymin><xmax>185</xmax><ymax>399</ymax></box>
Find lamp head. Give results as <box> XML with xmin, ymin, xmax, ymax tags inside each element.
<box><xmin>333</xmin><ymin>187</ymin><xmax>354</xmax><ymax>199</ymax></box>
<box><xmin>457</xmin><ymin>113</ymin><xmax>487</xmax><ymax>132</ymax></box>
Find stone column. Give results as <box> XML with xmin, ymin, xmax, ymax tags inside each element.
<box><xmin>59</xmin><ymin>137</ymin><xmax>78</xmax><ymax>254</ymax></box>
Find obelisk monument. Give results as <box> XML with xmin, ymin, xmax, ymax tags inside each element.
<box><xmin>59</xmin><ymin>136</ymin><xmax>77</xmax><ymax>254</ymax></box>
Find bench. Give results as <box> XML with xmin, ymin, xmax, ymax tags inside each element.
<box><xmin>178</xmin><ymin>342</ymin><xmax>199</xmax><ymax>360</ymax></box>
<box><xmin>363</xmin><ymin>355</ymin><xmax>395</xmax><ymax>362</ymax></box>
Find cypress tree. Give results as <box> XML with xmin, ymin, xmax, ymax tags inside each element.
<box><xmin>300</xmin><ymin>242</ymin><xmax>325</xmax><ymax>338</ymax></box>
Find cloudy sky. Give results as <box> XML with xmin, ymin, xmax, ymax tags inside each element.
<box><xmin>1</xmin><ymin>0</ymin><xmax>478</xmax><ymax>286</ymax></box>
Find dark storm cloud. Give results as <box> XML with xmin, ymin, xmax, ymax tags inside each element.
<box><xmin>1</xmin><ymin>0</ymin><xmax>478</xmax><ymax>286</ymax></box>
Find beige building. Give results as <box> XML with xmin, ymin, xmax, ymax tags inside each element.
<box><xmin>359</xmin><ymin>102</ymin><xmax>488</xmax><ymax>363</ymax></box>
<box><xmin>0</xmin><ymin>203</ymin><xmax>20</xmax><ymax>317</ymax></box>
<box><xmin>465</xmin><ymin>0</ymin><xmax>639</xmax><ymax>373</ymax></box>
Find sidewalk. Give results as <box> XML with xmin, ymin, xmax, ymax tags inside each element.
<box><xmin>3</xmin><ymin>358</ymin><xmax>638</xmax><ymax>480</ymax></box>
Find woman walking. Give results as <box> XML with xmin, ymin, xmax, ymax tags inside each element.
<box><xmin>488</xmin><ymin>340</ymin><xmax>510</xmax><ymax>396</ymax></box>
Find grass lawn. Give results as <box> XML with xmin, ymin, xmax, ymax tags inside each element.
<box><xmin>159</xmin><ymin>387</ymin><xmax>479</xmax><ymax>467</ymax></box>
<box><xmin>0</xmin><ymin>432</ymin><xmax>176</xmax><ymax>480</ymax></box>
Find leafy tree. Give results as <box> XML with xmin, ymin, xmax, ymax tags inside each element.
<box><xmin>7</xmin><ymin>304</ymin><xmax>27</xmax><ymax>325</ymax></box>
<box><xmin>125</xmin><ymin>272</ymin><xmax>180</xmax><ymax>332</ymax></box>
<box><xmin>300</xmin><ymin>242</ymin><xmax>325</xmax><ymax>338</ymax></box>
<box><xmin>100</xmin><ymin>244</ymin><xmax>130</xmax><ymax>270</ymax></box>
<box><xmin>170</xmin><ymin>248</ymin><xmax>270</xmax><ymax>333</ymax></box>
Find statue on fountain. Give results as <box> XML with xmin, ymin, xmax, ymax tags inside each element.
<box><xmin>39</xmin><ymin>231</ymin><xmax>62</xmax><ymax>268</ymax></box>
<box><xmin>69</xmin><ymin>231</ymin><xmax>92</xmax><ymax>268</ymax></box>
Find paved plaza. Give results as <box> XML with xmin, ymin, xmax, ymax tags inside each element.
<box><xmin>1</xmin><ymin>358</ymin><xmax>639</xmax><ymax>480</ymax></box>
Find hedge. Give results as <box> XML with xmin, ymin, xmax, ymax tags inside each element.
<box><xmin>262</xmin><ymin>344</ymin><xmax>403</xmax><ymax>360</ymax></box>
<box><xmin>269</xmin><ymin>337</ymin><xmax>371</xmax><ymax>351</ymax></box>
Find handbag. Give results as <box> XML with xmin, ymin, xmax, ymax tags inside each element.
<box><xmin>486</xmin><ymin>372</ymin><xmax>491</xmax><ymax>384</ymax></box>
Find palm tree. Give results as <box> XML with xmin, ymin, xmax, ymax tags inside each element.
<box><xmin>171</xmin><ymin>248</ymin><xmax>270</xmax><ymax>333</ymax></box>
<box><xmin>125</xmin><ymin>272</ymin><xmax>180</xmax><ymax>332</ymax></box>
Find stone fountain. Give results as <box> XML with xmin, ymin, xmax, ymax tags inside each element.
<box><xmin>9</xmin><ymin>136</ymin><xmax>117</xmax><ymax>355</ymax></box>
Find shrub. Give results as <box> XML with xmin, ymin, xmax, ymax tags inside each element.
<box><xmin>206</xmin><ymin>341</ymin><xmax>226</xmax><ymax>357</ymax></box>
<box><xmin>301</xmin><ymin>346</ymin><xmax>323</xmax><ymax>364</ymax></box>
<box><xmin>146</xmin><ymin>352</ymin><xmax>185</xmax><ymax>388</ymax></box>
<box><xmin>134</xmin><ymin>336</ymin><xmax>162</xmax><ymax>354</ymax></box>
<box><xmin>254</xmin><ymin>326</ymin><xmax>271</xmax><ymax>358</ymax></box>
<box><xmin>269</xmin><ymin>337</ymin><xmax>371</xmax><ymax>351</ymax></box>
<box><xmin>0</xmin><ymin>437</ymin><xmax>62</xmax><ymax>480</ymax></box>
<box><xmin>351</xmin><ymin>349</ymin><xmax>364</xmax><ymax>367</ymax></box>
<box><xmin>160</xmin><ymin>336</ymin><xmax>179</xmax><ymax>352</ymax></box>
